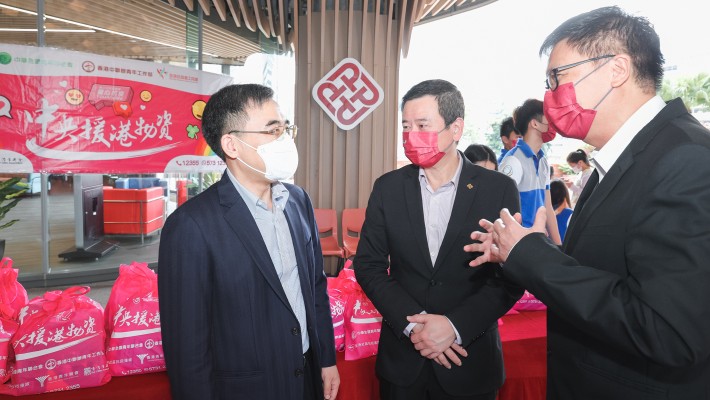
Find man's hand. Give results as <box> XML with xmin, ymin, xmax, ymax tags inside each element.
<box><xmin>487</xmin><ymin>207</ymin><xmax>546</xmax><ymax>263</ymax></box>
<box><xmin>464</xmin><ymin>211</ymin><xmax>524</xmax><ymax>266</ymax></box>
<box><xmin>405</xmin><ymin>314</ymin><xmax>456</xmax><ymax>359</ymax></box>
<box><xmin>321</xmin><ymin>365</ymin><xmax>340</xmax><ymax>400</ymax></box>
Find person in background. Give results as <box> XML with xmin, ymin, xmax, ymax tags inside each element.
<box><xmin>549</xmin><ymin>179</ymin><xmax>573</xmax><ymax>241</ymax></box>
<box><xmin>497</xmin><ymin>117</ymin><xmax>520</xmax><ymax>165</ymax></box>
<box><xmin>565</xmin><ymin>149</ymin><xmax>593</xmax><ymax>205</ymax></box>
<box><xmin>158</xmin><ymin>84</ymin><xmax>339</xmax><ymax>400</ymax></box>
<box><xmin>464</xmin><ymin>144</ymin><xmax>498</xmax><ymax>170</ymax></box>
<box><xmin>467</xmin><ymin>6</ymin><xmax>710</xmax><ymax>399</ymax></box>
<box><xmin>355</xmin><ymin>79</ymin><xmax>522</xmax><ymax>400</ymax></box>
<box><xmin>499</xmin><ymin>98</ymin><xmax>561</xmax><ymax>244</ymax></box>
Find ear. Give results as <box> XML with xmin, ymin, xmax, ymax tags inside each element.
<box><xmin>220</xmin><ymin>133</ymin><xmax>240</xmax><ymax>160</ymax></box>
<box><xmin>610</xmin><ymin>54</ymin><xmax>631</xmax><ymax>88</ymax></box>
<box><xmin>451</xmin><ymin>117</ymin><xmax>464</xmax><ymax>141</ymax></box>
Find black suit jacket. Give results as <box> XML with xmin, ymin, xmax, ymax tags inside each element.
<box><xmin>354</xmin><ymin>155</ymin><xmax>523</xmax><ymax>396</ymax></box>
<box><xmin>158</xmin><ymin>173</ymin><xmax>336</xmax><ymax>400</ymax></box>
<box><xmin>504</xmin><ymin>98</ymin><xmax>710</xmax><ymax>399</ymax></box>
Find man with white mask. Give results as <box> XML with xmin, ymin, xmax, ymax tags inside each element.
<box><xmin>158</xmin><ymin>84</ymin><xmax>340</xmax><ymax>400</ymax></box>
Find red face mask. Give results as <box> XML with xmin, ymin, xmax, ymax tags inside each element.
<box><xmin>543</xmin><ymin>82</ymin><xmax>597</xmax><ymax>141</ymax></box>
<box><xmin>541</xmin><ymin>125</ymin><xmax>556</xmax><ymax>143</ymax></box>
<box><xmin>403</xmin><ymin>131</ymin><xmax>445</xmax><ymax>168</ymax></box>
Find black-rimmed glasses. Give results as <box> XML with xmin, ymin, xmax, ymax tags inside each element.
<box><xmin>229</xmin><ymin>123</ymin><xmax>298</xmax><ymax>140</ymax></box>
<box><xmin>545</xmin><ymin>54</ymin><xmax>615</xmax><ymax>91</ymax></box>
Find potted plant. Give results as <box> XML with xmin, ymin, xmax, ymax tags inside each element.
<box><xmin>0</xmin><ymin>177</ymin><xmax>28</xmax><ymax>258</ymax></box>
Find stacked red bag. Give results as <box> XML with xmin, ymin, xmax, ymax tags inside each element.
<box><xmin>104</xmin><ymin>261</ymin><xmax>165</xmax><ymax>376</ymax></box>
<box><xmin>0</xmin><ymin>257</ymin><xmax>27</xmax><ymax>384</ymax></box>
<box><xmin>0</xmin><ymin>286</ymin><xmax>111</xmax><ymax>395</ymax></box>
<box><xmin>326</xmin><ymin>261</ymin><xmax>383</xmax><ymax>361</ymax></box>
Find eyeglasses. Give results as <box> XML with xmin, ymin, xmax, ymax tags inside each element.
<box><xmin>545</xmin><ymin>54</ymin><xmax>615</xmax><ymax>91</ymax></box>
<box><xmin>229</xmin><ymin>123</ymin><xmax>298</xmax><ymax>140</ymax></box>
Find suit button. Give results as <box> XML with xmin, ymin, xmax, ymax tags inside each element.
<box><xmin>295</xmin><ymin>368</ymin><xmax>304</xmax><ymax>377</ymax></box>
<box><xmin>292</xmin><ymin>327</ymin><xmax>300</xmax><ymax>336</ymax></box>
<box><xmin>429</xmin><ymin>280</ymin><xmax>437</xmax><ymax>287</ymax></box>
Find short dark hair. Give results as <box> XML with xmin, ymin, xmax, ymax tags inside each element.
<box><xmin>464</xmin><ymin>144</ymin><xmax>498</xmax><ymax>170</ymax></box>
<box><xmin>566</xmin><ymin>149</ymin><xmax>590</xmax><ymax>164</ymax></box>
<box><xmin>499</xmin><ymin>117</ymin><xmax>518</xmax><ymax>138</ymax></box>
<box><xmin>513</xmin><ymin>99</ymin><xmax>544</xmax><ymax>136</ymax></box>
<box><xmin>539</xmin><ymin>6</ymin><xmax>664</xmax><ymax>93</ymax></box>
<box><xmin>201</xmin><ymin>84</ymin><xmax>274</xmax><ymax>161</ymax></box>
<box><xmin>401</xmin><ymin>79</ymin><xmax>465</xmax><ymax>127</ymax></box>
<box><xmin>550</xmin><ymin>179</ymin><xmax>571</xmax><ymax>209</ymax></box>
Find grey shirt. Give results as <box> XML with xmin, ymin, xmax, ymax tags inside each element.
<box><xmin>227</xmin><ymin>169</ymin><xmax>309</xmax><ymax>352</ymax></box>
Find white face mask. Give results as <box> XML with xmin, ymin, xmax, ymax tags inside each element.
<box><xmin>236</xmin><ymin>134</ymin><xmax>299</xmax><ymax>181</ymax></box>
<box><xmin>571</xmin><ymin>165</ymin><xmax>582</xmax><ymax>174</ymax></box>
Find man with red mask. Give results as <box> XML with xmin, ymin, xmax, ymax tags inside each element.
<box><xmin>496</xmin><ymin>117</ymin><xmax>520</xmax><ymax>165</ymax></box>
<box><xmin>354</xmin><ymin>79</ymin><xmax>523</xmax><ymax>400</ymax></box>
<box><xmin>467</xmin><ymin>6</ymin><xmax>710</xmax><ymax>400</ymax></box>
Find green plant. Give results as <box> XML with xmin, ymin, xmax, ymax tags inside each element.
<box><xmin>0</xmin><ymin>177</ymin><xmax>28</xmax><ymax>230</ymax></box>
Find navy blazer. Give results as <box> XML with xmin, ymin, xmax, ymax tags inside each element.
<box><xmin>158</xmin><ymin>173</ymin><xmax>335</xmax><ymax>400</ymax></box>
<box><xmin>504</xmin><ymin>99</ymin><xmax>710</xmax><ymax>399</ymax></box>
<box><xmin>354</xmin><ymin>156</ymin><xmax>523</xmax><ymax>396</ymax></box>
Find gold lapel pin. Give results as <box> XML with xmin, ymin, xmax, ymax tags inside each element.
<box><xmin>467</xmin><ymin>183</ymin><xmax>473</xmax><ymax>190</ymax></box>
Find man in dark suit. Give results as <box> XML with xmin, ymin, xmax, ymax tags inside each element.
<box><xmin>354</xmin><ymin>79</ymin><xmax>523</xmax><ymax>400</ymax></box>
<box><xmin>467</xmin><ymin>7</ymin><xmax>710</xmax><ymax>400</ymax></box>
<box><xmin>158</xmin><ymin>84</ymin><xmax>339</xmax><ymax>400</ymax></box>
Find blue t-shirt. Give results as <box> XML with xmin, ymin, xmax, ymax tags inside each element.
<box><xmin>556</xmin><ymin>207</ymin><xmax>573</xmax><ymax>240</ymax></box>
<box><xmin>499</xmin><ymin>139</ymin><xmax>549</xmax><ymax>228</ymax></box>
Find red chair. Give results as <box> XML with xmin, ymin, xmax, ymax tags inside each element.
<box><xmin>341</xmin><ymin>208</ymin><xmax>366</xmax><ymax>259</ymax></box>
<box><xmin>314</xmin><ymin>208</ymin><xmax>345</xmax><ymax>259</ymax></box>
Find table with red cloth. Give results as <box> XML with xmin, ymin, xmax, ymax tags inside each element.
<box><xmin>335</xmin><ymin>310</ymin><xmax>547</xmax><ymax>400</ymax></box>
<box><xmin>0</xmin><ymin>311</ymin><xmax>545</xmax><ymax>400</ymax></box>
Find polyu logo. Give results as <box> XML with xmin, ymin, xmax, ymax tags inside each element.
<box><xmin>36</xmin><ymin>375</ymin><xmax>49</xmax><ymax>387</ymax></box>
<box><xmin>137</xmin><ymin>354</ymin><xmax>148</xmax><ymax>364</ymax></box>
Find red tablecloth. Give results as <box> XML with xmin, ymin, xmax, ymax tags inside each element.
<box><xmin>0</xmin><ymin>311</ymin><xmax>546</xmax><ymax>400</ymax></box>
<box><xmin>497</xmin><ymin>310</ymin><xmax>547</xmax><ymax>400</ymax></box>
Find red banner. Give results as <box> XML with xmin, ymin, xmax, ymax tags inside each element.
<box><xmin>0</xmin><ymin>44</ymin><xmax>232</xmax><ymax>173</ymax></box>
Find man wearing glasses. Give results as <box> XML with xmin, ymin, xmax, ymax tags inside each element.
<box><xmin>466</xmin><ymin>6</ymin><xmax>710</xmax><ymax>400</ymax></box>
<box><xmin>158</xmin><ymin>84</ymin><xmax>340</xmax><ymax>400</ymax></box>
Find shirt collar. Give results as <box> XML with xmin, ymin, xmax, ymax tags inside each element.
<box><xmin>516</xmin><ymin>138</ymin><xmax>544</xmax><ymax>159</ymax></box>
<box><xmin>591</xmin><ymin>95</ymin><xmax>666</xmax><ymax>180</ymax></box>
<box><xmin>227</xmin><ymin>169</ymin><xmax>290</xmax><ymax>212</ymax></box>
<box><xmin>418</xmin><ymin>152</ymin><xmax>464</xmax><ymax>190</ymax></box>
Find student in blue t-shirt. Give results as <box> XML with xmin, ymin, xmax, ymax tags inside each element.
<box><xmin>499</xmin><ymin>99</ymin><xmax>562</xmax><ymax>245</ymax></box>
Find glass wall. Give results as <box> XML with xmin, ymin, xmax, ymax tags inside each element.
<box><xmin>0</xmin><ymin>0</ymin><xmax>290</xmax><ymax>285</ymax></box>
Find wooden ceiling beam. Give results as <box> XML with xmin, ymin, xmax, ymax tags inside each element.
<box><xmin>225</xmin><ymin>0</ymin><xmax>242</xmax><ymax>28</ymax></box>
<box><xmin>212</xmin><ymin>0</ymin><xmax>228</xmax><ymax>21</ymax></box>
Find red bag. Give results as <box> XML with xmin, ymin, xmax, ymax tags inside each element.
<box><xmin>0</xmin><ymin>286</ymin><xmax>111</xmax><ymax>395</ymax></box>
<box><xmin>0</xmin><ymin>317</ymin><xmax>18</xmax><ymax>384</ymax></box>
<box><xmin>104</xmin><ymin>262</ymin><xmax>165</xmax><ymax>376</ymax></box>
<box><xmin>344</xmin><ymin>286</ymin><xmax>382</xmax><ymax>361</ymax></box>
<box><xmin>0</xmin><ymin>257</ymin><xmax>28</xmax><ymax>321</ymax></box>
<box><xmin>326</xmin><ymin>277</ymin><xmax>347</xmax><ymax>352</ymax></box>
<box><xmin>512</xmin><ymin>290</ymin><xmax>547</xmax><ymax>311</ymax></box>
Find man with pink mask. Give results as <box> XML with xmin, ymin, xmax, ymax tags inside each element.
<box><xmin>466</xmin><ymin>7</ymin><xmax>710</xmax><ymax>400</ymax></box>
<box><xmin>354</xmin><ymin>79</ymin><xmax>523</xmax><ymax>400</ymax></box>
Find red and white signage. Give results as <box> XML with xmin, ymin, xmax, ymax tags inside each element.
<box><xmin>0</xmin><ymin>44</ymin><xmax>232</xmax><ymax>174</ymax></box>
<box><xmin>312</xmin><ymin>58</ymin><xmax>383</xmax><ymax>131</ymax></box>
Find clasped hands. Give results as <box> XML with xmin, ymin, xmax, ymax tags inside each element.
<box><xmin>405</xmin><ymin>314</ymin><xmax>467</xmax><ymax>369</ymax></box>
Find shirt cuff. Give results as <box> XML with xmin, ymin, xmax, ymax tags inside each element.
<box><xmin>445</xmin><ymin>316</ymin><xmax>462</xmax><ymax>345</ymax></box>
<box><xmin>404</xmin><ymin>310</ymin><xmax>426</xmax><ymax>337</ymax></box>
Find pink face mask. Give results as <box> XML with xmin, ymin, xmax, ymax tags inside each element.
<box><xmin>543</xmin><ymin>82</ymin><xmax>598</xmax><ymax>141</ymax></box>
<box><xmin>403</xmin><ymin>131</ymin><xmax>445</xmax><ymax>168</ymax></box>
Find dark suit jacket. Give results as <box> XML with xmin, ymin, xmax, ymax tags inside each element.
<box><xmin>354</xmin><ymin>155</ymin><xmax>523</xmax><ymax>396</ymax></box>
<box><xmin>158</xmin><ymin>173</ymin><xmax>336</xmax><ymax>400</ymax></box>
<box><xmin>504</xmin><ymin>98</ymin><xmax>710</xmax><ymax>399</ymax></box>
